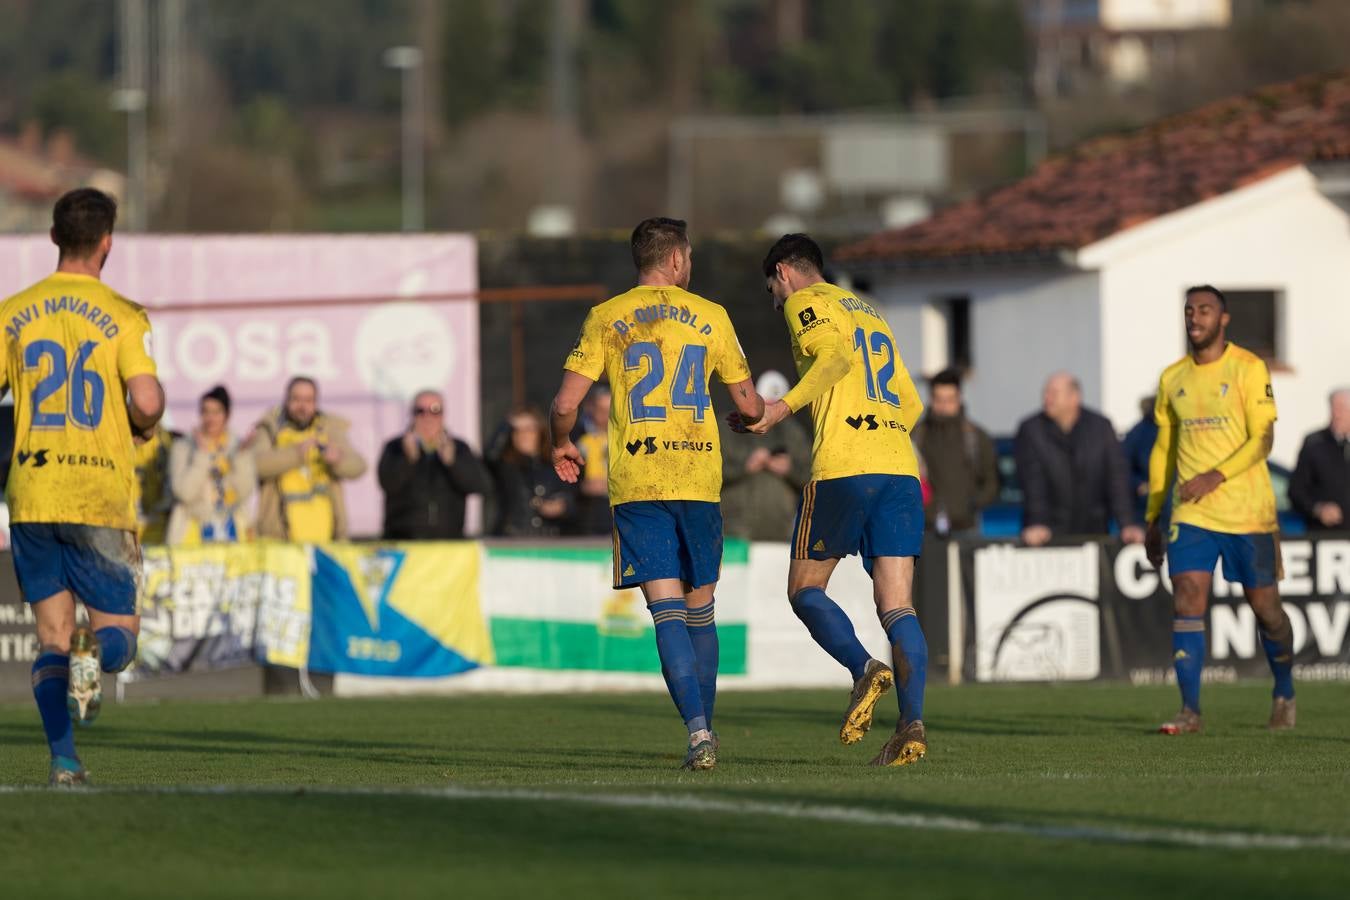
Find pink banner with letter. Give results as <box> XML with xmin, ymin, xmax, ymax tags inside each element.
<box><xmin>0</xmin><ymin>234</ymin><xmax>480</xmax><ymax>538</ymax></box>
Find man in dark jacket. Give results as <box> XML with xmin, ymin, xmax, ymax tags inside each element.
<box><xmin>912</xmin><ymin>368</ymin><xmax>999</xmax><ymax>536</ymax></box>
<box><xmin>1290</xmin><ymin>388</ymin><xmax>1350</xmax><ymax>531</ymax></box>
<box><xmin>1014</xmin><ymin>372</ymin><xmax>1143</xmax><ymax>546</ymax></box>
<box><xmin>378</xmin><ymin>390</ymin><xmax>490</xmax><ymax>540</ymax></box>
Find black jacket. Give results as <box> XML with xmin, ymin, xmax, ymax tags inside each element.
<box><xmin>1014</xmin><ymin>409</ymin><xmax>1135</xmax><ymax>535</ymax></box>
<box><xmin>1290</xmin><ymin>428</ymin><xmax>1350</xmax><ymax>529</ymax></box>
<box><xmin>378</xmin><ymin>436</ymin><xmax>490</xmax><ymax>540</ymax></box>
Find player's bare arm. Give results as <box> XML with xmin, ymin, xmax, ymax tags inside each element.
<box><xmin>549</xmin><ymin>369</ymin><xmax>594</xmax><ymax>483</ymax></box>
<box><xmin>127</xmin><ymin>373</ymin><xmax>165</xmax><ymax>442</ymax></box>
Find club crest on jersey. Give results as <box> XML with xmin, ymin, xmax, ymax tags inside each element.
<box><xmin>1220</xmin><ymin>383</ymin><xmax>1229</xmax><ymax>397</ymax></box>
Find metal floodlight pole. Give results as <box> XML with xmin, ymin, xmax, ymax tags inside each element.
<box><xmin>115</xmin><ymin>0</ymin><xmax>149</xmax><ymax>230</ymax></box>
<box><xmin>384</xmin><ymin>45</ymin><xmax>425</xmax><ymax>232</ymax></box>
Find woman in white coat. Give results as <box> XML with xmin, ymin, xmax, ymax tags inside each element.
<box><xmin>167</xmin><ymin>385</ymin><xmax>256</xmax><ymax>544</ymax></box>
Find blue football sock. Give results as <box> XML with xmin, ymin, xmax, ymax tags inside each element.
<box><xmin>687</xmin><ymin>601</ymin><xmax>719</xmax><ymax>730</ymax></box>
<box><xmin>32</xmin><ymin>651</ymin><xmax>77</xmax><ymax>761</ymax></box>
<box><xmin>881</xmin><ymin>607</ymin><xmax>928</xmax><ymax>726</ymax></box>
<box><xmin>96</xmin><ymin>626</ymin><xmax>137</xmax><ymax>673</ymax></box>
<box><xmin>1260</xmin><ymin>611</ymin><xmax>1295</xmax><ymax>700</ymax></box>
<box><xmin>1172</xmin><ymin>615</ymin><xmax>1206</xmax><ymax>713</ymax></box>
<box><xmin>790</xmin><ymin>587</ymin><xmax>870</xmax><ymax>682</ymax></box>
<box><xmin>648</xmin><ymin>598</ymin><xmax>707</xmax><ymax>734</ymax></box>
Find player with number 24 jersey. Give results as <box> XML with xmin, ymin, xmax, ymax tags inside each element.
<box><xmin>565</xmin><ymin>284</ymin><xmax>751</xmax><ymax>506</ymax></box>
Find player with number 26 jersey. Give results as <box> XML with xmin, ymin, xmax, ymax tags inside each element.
<box><xmin>1</xmin><ymin>272</ymin><xmax>157</xmax><ymax>531</ymax></box>
<box><xmin>565</xmin><ymin>284</ymin><xmax>751</xmax><ymax>506</ymax></box>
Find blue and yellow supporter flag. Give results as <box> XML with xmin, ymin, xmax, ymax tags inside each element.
<box><xmin>307</xmin><ymin>542</ymin><xmax>493</xmax><ymax>677</ymax></box>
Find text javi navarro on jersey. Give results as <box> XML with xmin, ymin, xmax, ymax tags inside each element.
<box><xmin>0</xmin><ymin>269</ymin><xmax>157</xmax><ymax>530</ymax></box>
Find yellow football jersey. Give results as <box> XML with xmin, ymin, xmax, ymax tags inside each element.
<box><xmin>0</xmin><ymin>272</ymin><xmax>158</xmax><ymax>531</ymax></box>
<box><xmin>1147</xmin><ymin>342</ymin><xmax>1277</xmax><ymax>534</ymax></box>
<box><xmin>564</xmin><ymin>285</ymin><xmax>751</xmax><ymax>505</ymax></box>
<box><xmin>781</xmin><ymin>283</ymin><xmax>922</xmax><ymax>482</ymax></box>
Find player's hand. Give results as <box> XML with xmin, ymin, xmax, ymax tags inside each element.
<box><xmin>1120</xmin><ymin>524</ymin><xmax>1146</xmax><ymax>545</ymax></box>
<box><xmin>552</xmin><ymin>441</ymin><xmax>583</xmax><ymax>483</ymax></box>
<box><xmin>725</xmin><ymin>411</ymin><xmax>751</xmax><ymax>433</ymax></box>
<box><xmin>1021</xmin><ymin>525</ymin><xmax>1051</xmax><ymax>547</ymax></box>
<box><xmin>746</xmin><ymin>400</ymin><xmax>790</xmax><ymax>435</ymax></box>
<box><xmin>1179</xmin><ymin>470</ymin><xmax>1225</xmax><ymax>503</ymax></box>
<box><xmin>1145</xmin><ymin>521</ymin><xmax>1165</xmax><ymax>569</ymax></box>
<box><xmin>322</xmin><ymin>443</ymin><xmax>344</xmax><ymax>467</ymax></box>
<box><xmin>1315</xmin><ymin>502</ymin><xmax>1344</xmax><ymax>527</ymax></box>
<box><xmin>745</xmin><ymin>447</ymin><xmax>771</xmax><ymax>473</ymax></box>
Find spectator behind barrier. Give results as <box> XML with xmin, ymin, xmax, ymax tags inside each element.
<box><xmin>247</xmin><ymin>375</ymin><xmax>368</xmax><ymax>542</ymax></box>
<box><xmin>1120</xmin><ymin>394</ymin><xmax>1161</xmax><ymax>525</ymax></box>
<box><xmin>377</xmin><ymin>389</ymin><xmax>490</xmax><ymax>540</ymax></box>
<box><xmin>911</xmin><ymin>368</ymin><xmax>998</xmax><ymax>536</ymax></box>
<box><xmin>132</xmin><ymin>423</ymin><xmax>179</xmax><ymax>544</ymax></box>
<box><xmin>571</xmin><ymin>383</ymin><xmax>612</xmax><ymax>535</ymax></box>
<box><xmin>167</xmin><ymin>385</ymin><xmax>256</xmax><ymax>544</ymax></box>
<box><xmin>488</xmin><ymin>405</ymin><xmax>576</xmax><ymax>537</ymax></box>
<box><xmin>1290</xmin><ymin>387</ymin><xmax>1350</xmax><ymax>531</ymax></box>
<box><xmin>719</xmin><ymin>370</ymin><xmax>810</xmax><ymax>541</ymax></box>
<box><xmin>1014</xmin><ymin>372</ymin><xmax>1143</xmax><ymax>547</ymax></box>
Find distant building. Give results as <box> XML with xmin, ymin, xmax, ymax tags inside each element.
<box><xmin>838</xmin><ymin>71</ymin><xmax>1350</xmax><ymax>467</ymax></box>
<box><xmin>1025</xmin><ymin>0</ymin><xmax>1233</xmax><ymax>96</ymax></box>
<box><xmin>0</xmin><ymin>123</ymin><xmax>125</xmax><ymax>231</ymax></box>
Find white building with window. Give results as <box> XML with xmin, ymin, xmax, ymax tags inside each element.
<box><xmin>837</xmin><ymin>72</ymin><xmax>1350</xmax><ymax>467</ymax></box>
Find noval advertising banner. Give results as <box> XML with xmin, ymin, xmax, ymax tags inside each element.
<box><xmin>960</xmin><ymin>537</ymin><xmax>1350</xmax><ymax>683</ymax></box>
<box><xmin>0</xmin><ymin>235</ymin><xmax>480</xmax><ymax>538</ymax></box>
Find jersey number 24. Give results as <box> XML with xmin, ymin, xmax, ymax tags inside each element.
<box><xmin>624</xmin><ymin>341</ymin><xmax>711</xmax><ymax>423</ymax></box>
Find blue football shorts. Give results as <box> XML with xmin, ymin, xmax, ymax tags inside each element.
<box><xmin>791</xmin><ymin>473</ymin><xmax>924</xmax><ymax>575</ymax></box>
<box><xmin>1167</xmin><ymin>522</ymin><xmax>1281</xmax><ymax>589</ymax></box>
<box><xmin>610</xmin><ymin>500</ymin><xmax>723</xmax><ymax>590</ymax></box>
<box><xmin>11</xmin><ymin>523</ymin><xmax>143</xmax><ymax>615</ymax></box>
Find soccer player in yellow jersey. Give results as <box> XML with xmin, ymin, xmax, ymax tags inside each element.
<box><xmin>0</xmin><ymin>189</ymin><xmax>166</xmax><ymax>786</ymax></box>
<box><xmin>1145</xmin><ymin>285</ymin><xmax>1295</xmax><ymax>734</ymax></box>
<box><xmin>740</xmin><ymin>234</ymin><xmax>929</xmax><ymax>767</ymax></box>
<box><xmin>549</xmin><ymin>218</ymin><xmax>764</xmax><ymax>771</ymax></box>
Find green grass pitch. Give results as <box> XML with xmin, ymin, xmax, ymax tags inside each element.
<box><xmin>1</xmin><ymin>681</ymin><xmax>1348</xmax><ymax>899</ymax></box>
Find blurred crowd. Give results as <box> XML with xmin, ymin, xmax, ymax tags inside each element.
<box><xmin>129</xmin><ymin>371</ymin><xmax>1350</xmax><ymax>547</ymax></box>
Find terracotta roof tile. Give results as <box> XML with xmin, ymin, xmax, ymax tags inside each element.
<box><xmin>838</xmin><ymin>71</ymin><xmax>1350</xmax><ymax>264</ymax></box>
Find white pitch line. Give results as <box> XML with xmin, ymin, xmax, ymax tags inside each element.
<box><xmin>2</xmin><ymin>783</ymin><xmax>1346</xmax><ymax>853</ymax></box>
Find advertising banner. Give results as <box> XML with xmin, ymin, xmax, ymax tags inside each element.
<box><xmin>958</xmin><ymin>536</ymin><xmax>1350</xmax><ymax>683</ymax></box>
<box><xmin>307</xmin><ymin>542</ymin><xmax>491</xmax><ymax>678</ymax></box>
<box><xmin>135</xmin><ymin>542</ymin><xmax>311</xmax><ymax>677</ymax></box>
<box><xmin>480</xmin><ymin>540</ymin><xmax>750</xmax><ymax>675</ymax></box>
<box><xmin>0</xmin><ymin>235</ymin><xmax>480</xmax><ymax>538</ymax></box>
<box><xmin>0</xmin><ymin>558</ymin><xmax>38</xmax><ymax>698</ymax></box>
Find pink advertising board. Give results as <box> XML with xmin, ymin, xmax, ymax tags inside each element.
<box><xmin>0</xmin><ymin>234</ymin><xmax>480</xmax><ymax>537</ymax></box>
